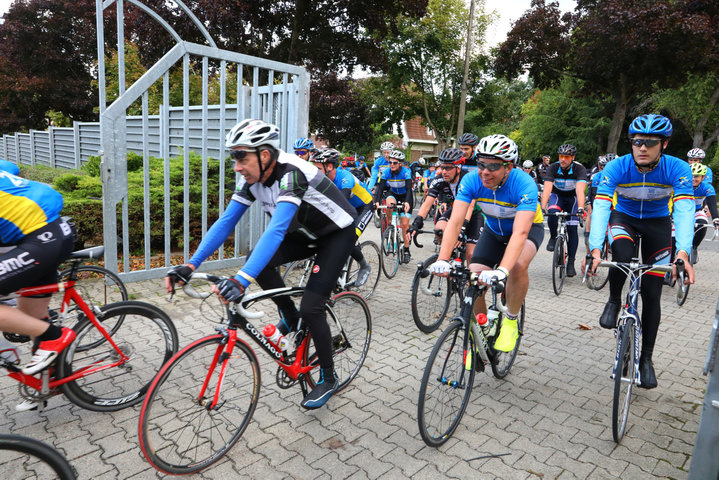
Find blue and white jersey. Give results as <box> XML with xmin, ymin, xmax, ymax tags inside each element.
<box><xmin>378</xmin><ymin>166</ymin><xmax>412</xmax><ymax>196</ymax></box>
<box><xmin>705</xmin><ymin>167</ymin><xmax>714</xmax><ymax>186</ymax></box>
<box><xmin>423</xmin><ymin>169</ymin><xmax>436</xmax><ymax>181</ymax></box>
<box><xmin>333</xmin><ymin>168</ymin><xmax>372</xmax><ymax>209</ymax></box>
<box><xmin>693</xmin><ymin>181</ymin><xmax>716</xmax><ymax>211</ymax></box>
<box><xmin>456</xmin><ymin>169</ymin><xmax>543</xmax><ymax>236</ymax></box>
<box><xmin>544</xmin><ymin>161</ymin><xmax>588</xmax><ymax>196</ymax></box>
<box><xmin>0</xmin><ymin>171</ymin><xmax>64</xmax><ymax>245</ymax></box>
<box><xmin>368</xmin><ymin>156</ymin><xmax>389</xmax><ymax>189</ymax></box>
<box><xmin>591</xmin><ymin>170</ymin><xmax>604</xmax><ymax>188</ymax></box>
<box><xmin>590</xmin><ymin>153</ymin><xmax>694</xmax><ymax>253</ymax></box>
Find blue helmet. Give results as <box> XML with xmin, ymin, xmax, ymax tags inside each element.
<box><xmin>0</xmin><ymin>159</ymin><xmax>20</xmax><ymax>175</ymax></box>
<box><xmin>293</xmin><ymin>137</ymin><xmax>314</xmax><ymax>150</ymax></box>
<box><xmin>628</xmin><ymin>114</ymin><xmax>673</xmax><ymax>138</ymax></box>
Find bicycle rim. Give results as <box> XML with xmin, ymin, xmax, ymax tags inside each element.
<box><xmin>590</xmin><ymin>241</ymin><xmax>610</xmax><ymax>291</ymax></box>
<box><xmin>417</xmin><ymin>320</ymin><xmax>475</xmax><ymax>447</ymax></box>
<box><xmin>0</xmin><ymin>434</ymin><xmax>77</xmax><ymax>479</ymax></box>
<box><xmin>612</xmin><ymin>323</ymin><xmax>634</xmax><ymax>443</ymax></box>
<box><xmin>347</xmin><ymin>241</ymin><xmax>381</xmax><ymax>299</ymax></box>
<box><xmin>552</xmin><ymin>238</ymin><xmax>565</xmax><ymax>295</ymax></box>
<box><xmin>139</xmin><ymin>335</ymin><xmax>261</xmax><ymax>475</ymax></box>
<box><xmin>411</xmin><ymin>254</ymin><xmax>452</xmax><ymax>333</ymax></box>
<box><xmin>280</xmin><ymin>259</ymin><xmax>311</xmax><ymax>288</ymax></box>
<box><xmin>676</xmin><ymin>280</ymin><xmax>690</xmax><ymax>306</ymax></box>
<box><xmin>57</xmin><ymin>301</ymin><xmax>178</xmax><ymax>412</ymax></box>
<box><xmin>491</xmin><ymin>302</ymin><xmax>525</xmax><ymax>379</ymax></box>
<box><xmin>381</xmin><ymin>226</ymin><xmax>399</xmax><ymax>279</ymax></box>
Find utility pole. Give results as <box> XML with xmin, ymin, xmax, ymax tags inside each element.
<box><xmin>456</xmin><ymin>0</ymin><xmax>476</xmax><ymax>146</ymax></box>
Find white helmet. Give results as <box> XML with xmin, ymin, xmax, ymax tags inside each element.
<box><xmin>380</xmin><ymin>141</ymin><xmax>395</xmax><ymax>151</ymax></box>
<box><xmin>226</xmin><ymin>119</ymin><xmax>280</xmax><ymax>150</ymax></box>
<box><xmin>687</xmin><ymin>147</ymin><xmax>706</xmax><ymax>160</ymax></box>
<box><xmin>522</xmin><ymin>160</ymin><xmax>533</xmax><ymax>169</ymax></box>
<box><xmin>418</xmin><ymin>157</ymin><xmax>426</xmax><ymax>166</ymax></box>
<box><xmin>477</xmin><ymin>134</ymin><xmax>519</xmax><ymax>162</ymax></box>
<box><xmin>388</xmin><ymin>150</ymin><xmax>405</xmax><ymax>161</ymax></box>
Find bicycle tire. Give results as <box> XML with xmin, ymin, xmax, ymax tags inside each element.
<box><xmin>346</xmin><ymin>241</ymin><xmax>381</xmax><ymax>299</ymax></box>
<box><xmin>676</xmin><ymin>277</ymin><xmax>690</xmax><ymax>307</ymax></box>
<box><xmin>381</xmin><ymin>225</ymin><xmax>400</xmax><ymax>279</ymax></box>
<box><xmin>417</xmin><ymin>320</ymin><xmax>475</xmax><ymax>447</ymax></box>
<box><xmin>138</xmin><ymin>335</ymin><xmax>261</xmax><ymax>475</ymax></box>
<box><xmin>0</xmin><ymin>434</ymin><xmax>77</xmax><ymax>480</ymax></box>
<box><xmin>491</xmin><ymin>302</ymin><xmax>525</xmax><ymax>379</ymax></box>
<box><xmin>280</xmin><ymin>258</ymin><xmax>312</xmax><ymax>288</ymax></box>
<box><xmin>304</xmin><ymin>291</ymin><xmax>372</xmax><ymax>392</ymax></box>
<box><xmin>410</xmin><ymin>254</ymin><xmax>452</xmax><ymax>333</ymax></box>
<box><xmin>373</xmin><ymin>210</ymin><xmax>382</xmax><ymax>229</ymax></box>
<box><xmin>589</xmin><ymin>239</ymin><xmax>610</xmax><ymax>291</ymax></box>
<box><xmin>56</xmin><ymin>301</ymin><xmax>178</xmax><ymax>412</ymax></box>
<box><xmin>552</xmin><ymin>236</ymin><xmax>566</xmax><ymax>296</ymax></box>
<box><xmin>612</xmin><ymin>322</ymin><xmax>635</xmax><ymax>443</ymax></box>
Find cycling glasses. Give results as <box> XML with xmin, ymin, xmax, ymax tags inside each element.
<box><xmin>438</xmin><ymin>165</ymin><xmax>457</xmax><ymax>171</ymax></box>
<box><xmin>295</xmin><ymin>149</ymin><xmax>308</xmax><ymax>156</ymax></box>
<box><xmin>230</xmin><ymin>149</ymin><xmax>251</xmax><ymax>161</ymax></box>
<box><xmin>388</xmin><ymin>161</ymin><xmax>401</xmax><ymax>165</ymax></box>
<box><xmin>631</xmin><ymin>138</ymin><xmax>662</xmax><ymax>148</ymax></box>
<box><xmin>477</xmin><ymin>161</ymin><xmax>508</xmax><ymax>172</ymax></box>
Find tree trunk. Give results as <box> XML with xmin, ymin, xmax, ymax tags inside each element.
<box><xmin>606</xmin><ymin>74</ymin><xmax>628</xmax><ymax>154</ymax></box>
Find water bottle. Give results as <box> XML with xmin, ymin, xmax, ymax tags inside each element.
<box><xmin>475</xmin><ymin>313</ymin><xmax>492</xmax><ymax>337</ymax></box>
<box><xmin>452</xmin><ymin>257</ymin><xmax>463</xmax><ymax>268</ymax></box>
<box><xmin>487</xmin><ymin>309</ymin><xmax>499</xmax><ymax>336</ymax></box>
<box><xmin>262</xmin><ymin>324</ymin><xmax>289</xmax><ymax>352</ymax></box>
<box><xmin>0</xmin><ymin>335</ymin><xmax>20</xmax><ymax>364</ymax></box>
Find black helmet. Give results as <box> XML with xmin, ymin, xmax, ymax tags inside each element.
<box><xmin>438</xmin><ymin>148</ymin><xmax>465</xmax><ymax>165</ymax></box>
<box><xmin>314</xmin><ymin>148</ymin><xmax>340</xmax><ymax>165</ymax></box>
<box><xmin>458</xmin><ymin>133</ymin><xmax>479</xmax><ymax>146</ymax></box>
<box><xmin>557</xmin><ymin>143</ymin><xmax>577</xmax><ymax>156</ymax></box>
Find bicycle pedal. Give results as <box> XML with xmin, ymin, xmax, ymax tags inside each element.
<box><xmin>3</xmin><ymin>332</ymin><xmax>30</xmax><ymax>343</ymax></box>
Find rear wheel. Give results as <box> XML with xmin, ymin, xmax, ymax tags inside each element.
<box><xmin>411</xmin><ymin>254</ymin><xmax>452</xmax><ymax>333</ymax></box>
<box><xmin>346</xmin><ymin>241</ymin><xmax>381</xmax><ymax>299</ymax></box>
<box><xmin>381</xmin><ymin>226</ymin><xmax>400</xmax><ymax>279</ymax></box>
<box><xmin>552</xmin><ymin>236</ymin><xmax>566</xmax><ymax>296</ymax></box>
<box><xmin>676</xmin><ymin>272</ymin><xmax>690</xmax><ymax>307</ymax></box>
<box><xmin>612</xmin><ymin>322</ymin><xmax>635</xmax><ymax>443</ymax></box>
<box><xmin>280</xmin><ymin>258</ymin><xmax>313</xmax><ymax>288</ymax></box>
<box><xmin>0</xmin><ymin>434</ymin><xmax>77</xmax><ymax>479</ymax></box>
<box><xmin>491</xmin><ymin>302</ymin><xmax>525</xmax><ymax>379</ymax></box>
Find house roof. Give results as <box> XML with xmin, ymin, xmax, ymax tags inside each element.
<box><xmin>402</xmin><ymin>117</ymin><xmax>438</xmax><ymax>144</ymax></box>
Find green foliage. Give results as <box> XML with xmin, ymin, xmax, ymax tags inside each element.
<box><xmin>20</xmin><ymin>165</ymin><xmax>77</xmax><ymax>185</ymax></box>
<box><xmin>463</xmin><ymin>78</ymin><xmax>534</xmax><ymax>139</ymax></box>
<box><xmin>82</xmin><ymin>155</ymin><xmax>101</xmax><ymax>177</ymax></box>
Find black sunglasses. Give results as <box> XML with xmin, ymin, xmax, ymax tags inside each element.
<box><xmin>477</xmin><ymin>161</ymin><xmax>507</xmax><ymax>172</ymax></box>
<box><xmin>438</xmin><ymin>164</ymin><xmax>457</xmax><ymax>170</ymax></box>
<box><xmin>230</xmin><ymin>149</ymin><xmax>251</xmax><ymax>160</ymax></box>
<box><xmin>631</xmin><ymin>138</ymin><xmax>662</xmax><ymax>148</ymax></box>
<box><xmin>295</xmin><ymin>149</ymin><xmax>307</xmax><ymax>156</ymax></box>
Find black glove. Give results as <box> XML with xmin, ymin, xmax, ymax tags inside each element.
<box><xmin>217</xmin><ymin>277</ymin><xmax>245</xmax><ymax>303</ymax></box>
<box><xmin>167</xmin><ymin>265</ymin><xmax>193</xmax><ymax>284</ymax></box>
<box><xmin>459</xmin><ymin>219</ymin><xmax>470</xmax><ymax>237</ymax></box>
<box><xmin>408</xmin><ymin>216</ymin><xmax>424</xmax><ymax>236</ymax></box>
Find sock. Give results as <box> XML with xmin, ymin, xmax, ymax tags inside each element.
<box><xmin>37</xmin><ymin>324</ymin><xmax>62</xmax><ymax>342</ymax></box>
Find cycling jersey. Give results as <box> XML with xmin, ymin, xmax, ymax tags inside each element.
<box><xmin>693</xmin><ymin>181</ymin><xmax>719</xmax><ymax>219</ymax></box>
<box><xmin>0</xmin><ymin>171</ymin><xmax>64</xmax><ymax>246</ymax></box>
<box><xmin>705</xmin><ymin>167</ymin><xmax>714</xmax><ymax>185</ymax></box>
<box><xmin>456</xmin><ymin>168</ymin><xmax>543</xmax><ymax>236</ymax></box>
<box><xmin>368</xmin><ymin>156</ymin><xmax>389</xmax><ymax>189</ymax></box>
<box><xmin>427</xmin><ymin>170</ymin><xmax>467</xmax><ymax>203</ymax></box>
<box><xmin>462</xmin><ymin>152</ymin><xmax>478</xmax><ymax>172</ymax></box>
<box><xmin>544</xmin><ymin>161</ymin><xmax>588</xmax><ymax>196</ymax></box>
<box><xmin>589</xmin><ymin>153</ymin><xmax>694</xmax><ymax>254</ymax></box>
<box><xmin>333</xmin><ymin>168</ymin><xmax>372</xmax><ymax>209</ymax></box>
<box><xmin>374</xmin><ymin>166</ymin><xmax>413</xmax><ymax>200</ymax></box>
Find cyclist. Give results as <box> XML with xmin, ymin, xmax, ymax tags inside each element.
<box><xmin>373</xmin><ymin>150</ymin><xmax>414</xmax><ymax>262</ymax></box>
<box><xmin>0</xmin><ymin>171</ymin><xmax>76</xmax><ymax>377</ymax></box>
<box><xmin>422</xmin><ymin>162</ymin><xmax>437</xmax><ymax>192</ymax></box>
<box><xmin>428</xmin><ymin>134</ymin><xmax>544</xmax><ymax>353</ymax></box>
<box><xmin>407</xmin><ymin>148</ymin><xmax>482</xmax><ymax>260</ymax></box>
<box><xmin>541</xmin><ymin>143</ymin><xmax>587</xmax><ymax>277</ymax></box>
<box><xmin>368</xmin><ymin>141</ymin><xmax>395</xmax><ymax>190</ymax></box>
<box><xmin>166</xmin><ymin>119</ymin><xmax>358</xmax><ymax>409</ymax></box>
<box><xmin>689</xmin><ymin>162</ymin><xmax>719</xmax><ymax>262</ymax></box>
<box><xmin>537</xmin><ymin>155</ymin><xmax>551</xmax><ymax>184</ymax></box>
<box><xmin>457</xmin><ymin>132</ymin><xmax>479</xmax><ymax>171</ymax></box>
<box><xmin>0</xmin><ymin>159</ymin><xmax>20</xmax><ymax>175</ymax></box>
<box><xmin>687</xmin><ymin>148</ymin><xmax>713</xmax><ymax>185</ymax></box>
<box><xmin>583</xmin><ymin>114</ymin><xmax>695</xmax><ymax>389</ymax></box>
<box><xmin>311</xmin><ymin>148</ymin><xmax>374</xmax><ymax>285</ymax></box>
<box><xmin>355</xmin><ymin>156</ymin><xmax>371</xmax><ymax>180</ymax></box>
<box><xmin>293</xmin><ymin>137</ymin><xmax>314</xmax><ymax>161</ymax></box>
<box><xmin>522</xmin><ymin>160</ymin><xmax>538</xmax><ymax>183</ymax></box>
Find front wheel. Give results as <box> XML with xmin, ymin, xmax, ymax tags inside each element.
<box><xmin>57</xmin><ymin>301</ymin><xmax>179</xmax><ymax>411</ymax></box>
<box><xmin>417</xmin><ymin>320</ymin><xmax>475</xmax><ymax>447</ymax></box>
<box><xmin>589</xmin><ymin>239</ymin><xmax>611</xmax><ymax>291</ymax></box>
<box><xmin>411</xmin><ymin>254</ymin><xmax>453</xmax><ymax>333</ymax></box>
<box><xmin>552</xmin><ymin>236</ymin><xmax>566</xmax><ymax>296</ymax></box>
<box><xmin>612</xmin><ymin>322</ymin><xmax>635</xmax><ymax>443</ymax></box>
<box><xmin>676</xmin><ymin>274</ymin><xmax>690</xmax><ymax>307</ymax></box>
<box><xmin>0</xmin><ymin>434</ymin><xmax>77</xmax><ymax>479</ymax></box>
<box><xmin>381</xmin><ymin>225</ymin><xmax>400</xmax><ymax>279</ymax></box>
<box><xmin>346</xmin><ymin>241</ymin><xmax>381</xmax><ymax>299</ymax></box>
<box><xmin>491</xmin><ymin>302</ymin><xmax>525</xmax><ymax>379</ymax></box>
<box><xmin>138</xmin><ymin>335</ymin><xmax>261</xmax><ymax>475</ymax></box>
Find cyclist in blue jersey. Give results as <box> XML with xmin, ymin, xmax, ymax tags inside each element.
<box><xmin>166</xmin><ymin>119</ymin><xmax>357</xmax><ymax>409</ymax></box>
<box><xmin>0</xmin><ymin>172</ymin><xmax>76</xmax><ymax>377</ymax></box>
<box><xmin>422</xmin><ymin>162</ymin><xmax>437</xmax><ymax>191</ymax></box>
<box><xmin>373</xmin><ymin>150</ymin><xmax>414</xmax><ymax>262</ymax></box>
<box><xmin>583</xmin><ymin>114</ymin><xmax>695</xmax><ymax>389</ymax></box>
<box><xmin>293</xmin><ymin>137</ymin><xmax>314</xmax><ymax>161</ymax></box>
<box><xmin>688</xmin><ymin>162</ymin><xmax>719</xmax><ymax>262</ymax></box>
<box><xmin>458</xmin><ymin>132</ymin><xmax>479</xmax><ymax>171</ymax></box>
<box><xmin>0</xmin><ymin>159</ymin><xmax>20</xmax><ymax>175</ymax></box>
<box><xmin>584</xmin><ymin>154</ymin><xmax>615</xmax><ymax>251</ymax></box>
<box><xmin>368</xmin><ymin>141</ymin><xmax>395</xmax><ymax>190</ymax></box>
<box><xmin>311</xmin><ymin>148</ymin><xmax>374</xmax><ymax>285</ymax></box>
<box><xmin>429</xmin><ymin>134</ymin><xmax>544</xmax><ymax>353</ymax></box>
<box><xmin>541</xmin><ymin>143</ymin><xmax>587</xmax><ymax>277</ymax></box>
<box><xmin>687</xmin><ymin>148</ymin><xmax>713</xmax><ymax>185</ymax></box>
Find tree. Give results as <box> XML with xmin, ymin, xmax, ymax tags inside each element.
<box><xmin>462</xmin><ymin>78</ymin><xmax>534</xmax><ymax>140</ymax></box>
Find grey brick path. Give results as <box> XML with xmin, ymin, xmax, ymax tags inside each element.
<box><xmin>1</xmin><ymin>224</ymin><xmax>716</xmax><ymax>479</ymax></box>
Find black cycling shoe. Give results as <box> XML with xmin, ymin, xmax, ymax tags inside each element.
<box><xmin>566</xmin><ymin>262</ymin><xmax>576</xmax><ymax>277</ymax></box>
<box><xmin>599</xmin><ymin>301</ymin><xmax>621</xmax><ymax>329</ymax></box>
<box><xmin>301</xmin><ymin>370</ymin><xmax>338</xmax><ymax>409</ymax></box>
<box><xmin>546</xmin><ymin>237</ymin><xmax>556</xmax><ymax>252</ymax></box>
<box><xmin>639</xmin><ymin>356</ymin><xmax>658</xmax><ymax>389</ymax></box>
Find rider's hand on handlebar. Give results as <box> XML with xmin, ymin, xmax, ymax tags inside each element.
<box><xmin>215</xmin><ymin>277</ymin><xmax>246</xmax><ymax>303</ymax></box>
<box><xmin>428</xmin><ymin>259</ymin><xmax>452</xmax><ymax>277</ymax></box>
<box><xmin>165</xmin><ymin>264</ymin><xmax>195</xmax><ymax>293</ymax></box>
<box><xmin>478</xmin><ymin>268</ymin><xmax>507</xmax><ymax>285</ymax></box>
<box><xmin>673</xmin><ymin>252</ymin><xmax>696</xmax><ymax>285</ymax></box>
<box><xmin>580</xmin><ymin>250</ymin><xmax>601</xmax><ymax>277</ymax></box>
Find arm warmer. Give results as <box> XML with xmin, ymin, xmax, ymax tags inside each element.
<box><xmin>403</xmin><ymin>179</ymin><xmax>413</xmax><ymax>203</ymax></box>
<box><xmin>588</xmin><ymin>198</ymin><xmax>612</xmax><ymax>251</ymax></box>
<box><xmin>705</xmin><ymin>195</ymin><xmax>719</xmax><ymax>220</ymax></box>
<box><xmin>189</xmin><ymin>200</ymin><xmax>248</xmax><ymax>268</ymax></box>
<box><xmin>672</xmin><ymin>197</ymin><xmax>695</xmax><ymax>255</ymax></box>
<box><xmin>372</xmin><ymin>178</ymin><xmax>387</xmax><ymax>203</ymax></box>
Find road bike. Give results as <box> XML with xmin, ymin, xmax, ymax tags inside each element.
<box><xmin>279</xmin><ymin>240</ymin><xmax>381</xmax><ymax>299</ymax></box>
<box><xmin>377</xmin><ymin>204</ymin><xmax>411</xmax><ymax>278</ymax></box>
<box><xmin>138</xmin><ymin>273</ymin><xmax>372</xmax><ymax>475</ymax></box>
<box><xmin>0</xmin><ymin>246</ymin><xmax>178</xmax><ymax>412</ymax></box>
<box><xmin>417</xmin><ymin>265</ymin><xmax>524</xmax><ymax>447</ymax></box>
<box><xmin>0</xmin><ymin>433</ymin><xmax>77</xmax><ymax>479</ymax></box>
<box><xmin>548</xmin><ymin>211</ymin><xmax>583</xmax><ymax>295</ymax></box>
<box><xmin>409</xmin><ymin>229</ymin><xmax>466</xmax><ymax>333</ymax></box>
<box><xmin>582</xmin><ymin>253</ymin><xmax>682</xmax><ymax>443</ymax></box>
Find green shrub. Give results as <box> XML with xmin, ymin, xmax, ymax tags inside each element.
<box><xmin>22</xmin><ymin>165</ymin><xmax>81</xmax><ymax>184</ymax></box>
<box><xmin>82</xmin><ymin>156</ymin><xmax>101</xmax><ymax>177</ymax></box>
<box><xmin>53</xmin><ymin>173</ymin><xmax>84</xmax><ymax>193</ymax></box>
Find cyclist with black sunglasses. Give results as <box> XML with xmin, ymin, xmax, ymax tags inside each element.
<box><xmin>428</xmin><ymin>134</ymin><xmax>544</xmax><ymax>353</ymax></box>
<box><xmin>582</xmin><ymin>114</ymin><xmax>696</xmax><ymax>389</ymax></box>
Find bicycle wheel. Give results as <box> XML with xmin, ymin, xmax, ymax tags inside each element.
<box><xmin>304</xmin><ymin>291</ymin><xmax>372</xmax><ymax>392</ymax></box>
<box><xmin>552</xmin><ymin>236</ymin><xmax>566</xmax><ymax>296</ymax></box>
<box><xmin>381</xmin><ymin>225</ymin><xmax>400</xmax><ymax>279</ymax></box>
<box><xmin>491</xmin><ymin>302</ymin><xmax>525</xmax><ymax>379</ymax></box>
<box><xmin>139</xmin><ymin>335</ymin><xmax>261</xmax><ymax>475</ymax></box>
<box><xmin>612</xmin><ymin>322</ymin><xmax>635</xmax><ymax>443</ymax></box>
<box><xmin>280</xmin><ymin>258</ymin><xmax>312</xmax><ymax>288</ymax></box>
<box><xmin>346</xmin><ymin>241</ymin><xmax>381</xmax><ymax>299</ymax></box>
<box><xmin>589</xmin><ymin>239</ymin><xmax>610</xmax><ymax>291</ymax></box>
<box><xmin>676</xmin><ymin>276</ymin><xmax>690</xmax><ymax>307</ymax></box>
<box><xmin>411</xmin><ymin>254</ymin><xmax>452</xmax><ymax>333</ymax></box>
<box><xmin>0</xmin><ymin>434</ymin><xmax>77</xmax><ymax>480</ymax></box>
<box><xmin>417</xmin><ymin>320</ymin><xmax>475</xmax><ymax>447</ymax></box>
<box><xmin>56</xmin><ymin>301</ymin><xmax>179</xmax><ymax>411</ymax></box>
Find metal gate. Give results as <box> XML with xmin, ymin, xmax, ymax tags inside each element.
<box><xmin>97</xmin><ymin>0</ymin><xmax>310</xmax><ymax>281</ymax></box>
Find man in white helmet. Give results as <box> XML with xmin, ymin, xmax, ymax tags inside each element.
<box><xmin>166</xmin><ymin>119</ymin><xmax>358</xmax><ymax>410</ymax></box>
<box><xmin>687</xmin><ymin>147</ymin><xmax>713</xmax><ymax>186</ymax></box>
<box><xmin>368</xmin><ymin>141</ymin><xmax>396</xmax><ymax>190</ymax></box>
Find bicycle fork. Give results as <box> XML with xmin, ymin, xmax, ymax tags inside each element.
<box><xmin>197</xmin><ymin>331</ymin><xmax>237</xmax><ymax>411</ymax></box>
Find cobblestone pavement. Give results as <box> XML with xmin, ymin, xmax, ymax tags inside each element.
<box><xmin>1</xmin><ymin>224</ymin><xmax>717</xmax><ymax>479</ymax></box>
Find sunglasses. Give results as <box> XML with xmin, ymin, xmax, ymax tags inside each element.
<box><xmin>295</xmin><ymin>149</ymin><xmax>308</xmax><ymax>156</ymax></box>
<box><xmin>230</xmin><ymin>149</ymin><xmax>251</xmax><ymax>161</ymax></box>
<box><xmin>389</xmin><ymin>161</ymin><xmax>401</xmax><ymax>165</ymax></box>
<box><xmin>438</xmin><ymin>165</ymin><xmax>457</xmax><ymax>171</ymax></box>
<box><xmin>477</xmin><ymin>161</ymin><xmax>507</xmax><ymax>172</ymax></box>
<box><xmin>631</xmin><ymin>138</ymin><xmax>661</xmax><ymax>148</ymax></box>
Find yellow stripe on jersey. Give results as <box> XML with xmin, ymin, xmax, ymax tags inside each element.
<box><xmin>0</xmin><ymin>190</ymin><xmax>52</xmax><ymax>235</ymax></box>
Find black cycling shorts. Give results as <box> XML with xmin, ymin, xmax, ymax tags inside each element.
<box><xmin>470</xmin><ymin>223</ymin><xmax>544</xmax><ymax>268</ymax></box>
<box><xmin>0</xmin><ymin>217</ymin><xmax>76</xmax><ymax>296</ymax></box>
